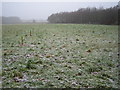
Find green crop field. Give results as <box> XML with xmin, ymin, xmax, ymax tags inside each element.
<box><xmin>2</xmin><ymin>24</ymin><xmax>119</xmax><ymax>88</ymax></box>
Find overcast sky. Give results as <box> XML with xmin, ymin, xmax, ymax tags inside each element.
<box><xmin>1</xmin><ymin>2</ymin><xmax>118</xmax><ymax>20</ymax></box>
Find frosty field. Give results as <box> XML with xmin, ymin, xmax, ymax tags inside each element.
<box><xmin>2</xmin><ymin>24</ymin><xmax>119</xmax><ymax>88</ymax></box>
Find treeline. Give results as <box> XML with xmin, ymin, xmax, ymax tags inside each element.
<box><xmin>1</xmin><ymin>17</ymin><xmax>48</xmax><ymax>24</ymax></box>
<box><xmin>47</xmin><ymin>6</ymin><xmax>119</xmax><ymax>25</ymax></box>
<box><xmin>1</xmin><ymin>16</ymin><xmax>22</xmax><ymax>24</ymax></box>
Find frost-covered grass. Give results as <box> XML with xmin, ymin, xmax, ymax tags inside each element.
<box><xmin>2</xmin><ymin>24</ymin><xmax>119</xmax><ymax>88</ymax></box>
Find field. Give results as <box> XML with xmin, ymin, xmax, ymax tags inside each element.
<box><xmin>2</xmin><ymin>24</ymin><xmax>119</xmax><ymax>88</ymax></box>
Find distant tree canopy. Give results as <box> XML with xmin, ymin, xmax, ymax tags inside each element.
<box><xmin>47</xmin><ymin>6</ymin><xmax>119</xmax><ymax>25</ymax></box>
<box><xmin>2</xmin><ymin>16</ymin><xmax>22</xmax><ymax>24</ymax></box>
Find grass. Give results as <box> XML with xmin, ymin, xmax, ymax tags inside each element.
<box><xmin>2</xmin><ymin>24</ymin><xmax>119</xmax><ymax>88</ymax></box>
<box><xmin>0</xmin><ymin>53</ymin><xmax>1</xmax><ymax>87</ymax></box>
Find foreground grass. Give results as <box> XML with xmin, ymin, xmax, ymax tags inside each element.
<box><xmin>0</xmin><ymin>52</ymin><xmax>1</xmax><ymax>88</ymax></box>
<box><xmin>2</xmin><ymin>24</ymin><xmax>119</xmax><ymax>88</ymax></box>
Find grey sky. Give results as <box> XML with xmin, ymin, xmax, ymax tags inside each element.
<box><xmin>2</xmin><ymin>2</ymin><xmax>118</xmax><ymax>20</ymax></box>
